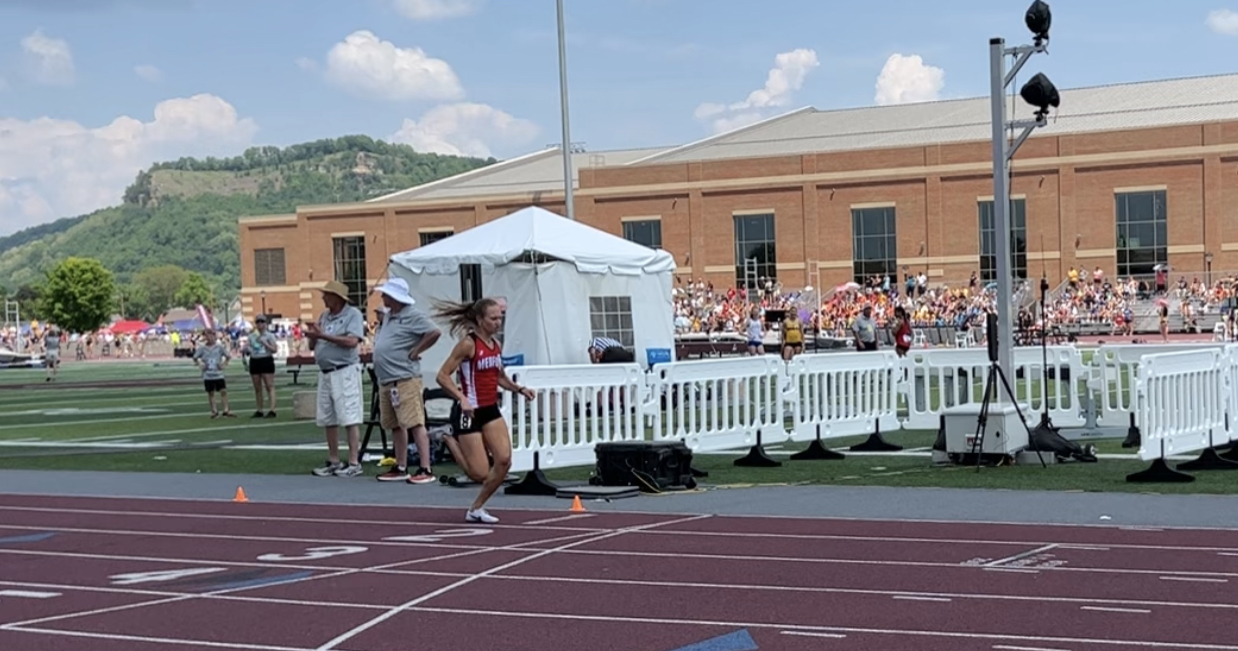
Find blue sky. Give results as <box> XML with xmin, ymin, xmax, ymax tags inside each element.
<box><xmin>1</xmin><ymin>0</ymin><xmax>1237</xmax><ymax>235</ymax></box>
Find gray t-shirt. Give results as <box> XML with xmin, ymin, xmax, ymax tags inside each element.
<box><xmin>313</xmin><ymin>305</ymin><xmax>365</xmax><ymax>370</ymax></box>
<box><xmin>45</xmin><ymin>330</ymin><xmax>60</xmax><ymax>352</ymax></box>
<box><xmin>248</xmin><ymin>331</ymin><xmax>277</xmax><ymax>359</ymax></box>
<box><xmin>193</xmin><ymin>343</ymin><xmax>230</xmax><ymax>380</ymax></box>
<box><xmin>853</xmin><ymin>315</ymin><xmax>877</xmax><ymax>343</ymax></box>
<box><xmin>371</xmin><ymin>306</ymin><xmax>438</xmax><ymax>385</ymax></box>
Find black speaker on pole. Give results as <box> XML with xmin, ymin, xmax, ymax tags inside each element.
<box><xmin>986</xmin><ymin>311</ymin><xmax>999</xmax><ymax>363</ymax></box>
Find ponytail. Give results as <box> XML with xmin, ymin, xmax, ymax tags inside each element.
<box><xmin>432</xmin><ymin>297</ymin><xmax>500</xmax><ymax>338</ymax></box>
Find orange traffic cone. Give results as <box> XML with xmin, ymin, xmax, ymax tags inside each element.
<box><xmin>233</xmin><ymin>487</ymin><xmax>249</xmax><ymax>503</ymax></box>
<box><xmin>570</xmin><ymin>495</ymin><xmax>585</xmax><ymax>512</ymax></box>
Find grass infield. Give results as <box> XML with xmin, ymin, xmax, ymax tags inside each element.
<box><xmin>0</xmin><ymin>357</ymin><xmax>1228</xmax><ymax>495</ymax></box>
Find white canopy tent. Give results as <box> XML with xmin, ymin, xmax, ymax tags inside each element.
<box><xmin>387</xmin><ymin>206</ymin><xmax>677</xmax><ymax>388</ymax></box>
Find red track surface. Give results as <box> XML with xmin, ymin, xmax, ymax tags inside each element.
<box><xmin>0</xmin><ymin>494</ymin><xmax>1236</xmax><ymax>650</ymax></box>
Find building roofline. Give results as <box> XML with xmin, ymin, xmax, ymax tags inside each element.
<box><xmin>628</xmin><ymin>106</ymin><xmax>815</xmax><ymax>166</ymax></box>
<box><xmin>365</xmin><ymin>147</ymin><xmax>558</xmax><ymax>203</ymax></box>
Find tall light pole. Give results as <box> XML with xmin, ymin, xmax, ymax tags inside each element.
<box><xmin>555</xmin><ymin>0</ymin><xmax>575</xmax><ymax>220</ymax></box>
<box><xmin>989</xmin><ymin>0</ymin><xmax>1058</xmax><ymax>402</ymax></box>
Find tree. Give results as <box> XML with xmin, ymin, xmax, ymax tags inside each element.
<box><xmin>12</xmin><ymin>285</ymin><xmax>44</xmax><ymax>321</ymax></box>
<box><xmin>133</xmin><ymin>264</ymin><xmax>189</xmax><ymax>315</ymax></box>
<box><xmin>40</xmin><ymin>258</ymin><xmax>115</xmax><ymax>333</ymax></box>
<box><xmin>174</xmin><ymin>272</ymin><xmax>214</xmax><ymax>309</ymax></box>
<box><xmin>116</xmin><ymin>283</ymin><xmax>153</xmax><ymax>321</ymax></box>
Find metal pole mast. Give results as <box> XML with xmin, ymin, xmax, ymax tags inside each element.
<box><xmin>988</xmin><ymin>30</ymin><xmax>1049</xmax><ymax>403</ymax></box>
<box><xmin>989</xmin><ymin>38</ymin><xmax>1015</xmax><ymax>401</ymax></box>
<box><xmin>555</xmin><ymin>0</ymin><xmax>575</xmax><ymax>220</ymax></box>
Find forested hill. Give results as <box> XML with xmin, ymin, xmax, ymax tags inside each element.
<box><xmin>0</xmin><ymin>136</ymin><xmax>494</xmax><ymax>310</ymax></box>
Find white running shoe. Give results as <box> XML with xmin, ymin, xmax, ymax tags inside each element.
<box><xmin>465</xmin><ymin>508</ymin><xmax>499</xmax><ymax>524</ymax></box>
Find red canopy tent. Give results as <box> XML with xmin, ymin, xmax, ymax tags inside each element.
<box><xmin>106</xmin><ymin>320</ymin><xmax>151</xmax><ymax>335</ymax></box>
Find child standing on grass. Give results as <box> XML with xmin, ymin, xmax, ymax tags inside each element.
<box><xmin>194</xmin><ymin>330</ymin><xmax>235</xmax><ymax>419</ymax></box>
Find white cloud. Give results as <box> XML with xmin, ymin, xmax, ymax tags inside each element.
<box><xmin>694</xmin><ymin>48</ymin><xmax>819</xmax><ymax>134</ymax></box>
<box><xmin>874</xmin><ymin>53</ymin><xmax>944</xmax><ymax>106</ymax></box>
<box><xmin>392</xmin><ymin>0</ymin><xmax>479</xmax><ymax>20</ymax></box>
<box><xmin>390</xmin><ymin>102</ymin><xmax>538</xmax><ymax>158</ymax></box>
<box><xmin>1207</xmin><ymin>9</ymin><xmax>1238</xmax><ymax>35</ymax></box>
<box><xmin>294</xmin><ymin>57</ymin><xmax>318</xmax><ymax>72</ymax></box>
<box><xmin>0</xmin><ymin>94</ymin><xmax>258</xmax><ymax>234</ymax></box>
<box><xmin>134</xmin><ymin>64</ymin><xmax>162</xmax><ymax>82</ymax></box>
<box><xmin>20</xmin><ymin>29</ymin><xmax>75</xmax><ymax>86</ymax></box>
<box><xmin>323</xmin><ymin>30</ymin><xmax>464</xmax><ymax>102</ymax></box>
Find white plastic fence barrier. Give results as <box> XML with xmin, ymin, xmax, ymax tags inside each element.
<box><xmin>503</xmin><ymin>363</ymin><xmax>647</xmax><ymax>473</ymax></box>
<box><xmin>458</xmin><ymin>343</ymin><xmax>1238</xmax><ymax>478</ymax></box>
<box><xmin>1133</xmin><ymin>347</ymin><xmax>1229</xmax><ymax>463</ymax></box>
<box><xmin>644</xmin><ymin>356</ymin><xmax>790</xmax><ymax>453</ymax></box>
<box><xmin>900</xmin><ymin>346</ymin><xmax>1086</xmax><ymax>430</ymax></box>
<box><xmin>1087</xmin><ymin>343</ymin><xmax>1225</xmax><ymax>427</ymax></box>
<box><xmin>787</xmin><ymin>351</ymin><xmax>900</xmax><ymax>444</ymax></box>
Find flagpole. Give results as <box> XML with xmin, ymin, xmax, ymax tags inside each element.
<box><xmin>556</xmin><ymin>0</ymin><xmax>575</xmax><ymax>220</ymax></box>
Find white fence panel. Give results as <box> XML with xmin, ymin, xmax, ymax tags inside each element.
<box><xmin>902</xmin><ymin>346</ymin><xmax>1088</xmax><ymax>430</ymax></box>
<box><xmin>1089</xmin><ymin>343</ymin><xmax>1225</xmax><ymax>426</ymax></box>
<box><xmin>1135</xmin><ymin>348</ymin><xmax>1228</xmax><ymax>462</ymax></box>
<box><xmin>644</xmin><ymin>356</ymin><xmax>790</xmax><ymax>452</ymax></box>
<box><xmin>788</xmin><ymin>351</ymin><xmax>900</xmax><ymax>442</ymax></box>
<box><xmin>1010</xmin><ymin>346</ymin><xmax>1087</xmax><ymax>428</ymax></box>
<box><xmin>502</xmin><ymin>364</ymin><xmax>647</xmax><ymax>473</ymax></box>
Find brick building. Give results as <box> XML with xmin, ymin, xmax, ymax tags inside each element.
<box><xmin>238</xmin><ymin>73</ymin><xmax>1238</xmax><ymax>323</ymax></box>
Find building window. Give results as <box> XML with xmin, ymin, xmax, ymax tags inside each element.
<box><xmin>852</xmin><ymin>206</ymin><xmax>898</xmax><ymax>283</ymax></box>
<box><xmin>420</xmin><ymin>230</ymin><xmax>452</xmax><ymax>246</ymax></box>
<box><xmin>734</xmin><ymin>213</ymin><xmax>776</xmax><ymax>290</ymax></box>
<box><xmin>332</xmin><ymin>236</ymin><xmax>368</xmax><ymax>311</ymax></box>
<box><xmin>460</xmin><ymin>263</ymin><xmax>482</xmax><ymax>302</ymax></box>
<box><xmin>978</xmin><ymin>199</ymin><xmax>1028</xmax><ymax>282</ymax></box>
<box><xmin>589</xmin><ymin>296</ymin><xmax>634</xmax><ymax>348</ymax></box>
<box><xmin>1116</xmin><ymin>190</ymin><xmax>1168</xmax><ymax>278</ymax></box>
<box><xmin>622</xmin><ymin>220</ymin><xmax>662</xmax><ymax>249</ymax></box>
<box><xmin>253</xmin><ymin>248</ymin><xmax>286</xmax><ymax>286</ymax></box>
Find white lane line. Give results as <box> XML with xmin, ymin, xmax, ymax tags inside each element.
<box><xmin>1160</xmin><ymin>576</ymin><xmax>1229</xmax><ymax>583</ymax></box>
<box><xmin>893</xmin><ymin>595</ymin><xmax>952</xmax><ymax>603</ymax></box>
<box><xmin>3</xmin><ymin>628</ymin><xmax>310</xmax><ymax>651</ymax></box>
<box><xmin>0</xmin><ymin>527</ymin><xmax>604</xmax><ymax>632</ymax></box>
<box><xmin>409</xmin><ymin>605</ymin><xmax>1238</xmax><ymax>650</ymax></box>
<box><xmin>993</xmin><ymin>645</ymin><xmax>1072</xmax><ymax>651</ymax></box>
<box><xmin>1081</xmin><ymin>606</ymin><xmax>1151</xmax><ymax>614</ymax></box>
<box><xmin>782</xmin><ymin>631</ymin><xmax>847</xmax><ymax>639</ymax></box>
<box><xmin>522</xmin><ymin>514</ymin><xmax>597</xmax><ymax>526</ymax></box>
<box><xmin>0</xmin><ymin>590</ymin><xmax>60</xmax><ymax>599</ymax></box>
<box><xmin>984</xmin><ymin>544</ymin><xmax>1059</xmax><ymax>567</ymax></box>
<box><xmin>5</xmin><ymin>504</ymin><xmax>1238</xmax><ymax>554</ymax></box>
<box><xmin>313</xmin><ymin>514</ymin><xmax>714</xmax><ymax>651</ymax></box>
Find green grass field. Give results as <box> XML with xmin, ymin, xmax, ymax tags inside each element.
<box><xmin>0</xmin><ymin>357</ymin><xmax>1229</xmax><ymax>495</ymax></box>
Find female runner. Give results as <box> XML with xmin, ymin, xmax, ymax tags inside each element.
<box><xmin>434</xmin><ymin>297</ymin><xmax>536</xmax><ymax>524</ymax></box>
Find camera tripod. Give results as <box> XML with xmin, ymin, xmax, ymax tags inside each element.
<box><xmin>970</xmin><ymin>313</ymin><xmax>1047</xmax><ymax>470</ymax></box>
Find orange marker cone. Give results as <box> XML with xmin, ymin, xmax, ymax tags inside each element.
<box><xmin>233</xmin><ymin>487</ymin><xmax>249</xmax><ymax>503</ymax></box>
<box><xmin>570</xmin><ymin>495</ymin><xmax>585</xmax><ymax>512</ymax></box>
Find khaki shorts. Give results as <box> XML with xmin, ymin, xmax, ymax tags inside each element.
<box><xmin>379</xmin><ymin>377</ymin><xmax>426</xmax><ymax>431</ymax></box>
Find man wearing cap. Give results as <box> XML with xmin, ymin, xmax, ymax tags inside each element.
<box><xmin>371</xmin><ymin>277</ymin><xmax>441</xmax><ymax>484</ymax></box>
<box><xmin>307</xmin><ymin>280</ymin><xmax>367</xmax><ymax>478</ymax></box>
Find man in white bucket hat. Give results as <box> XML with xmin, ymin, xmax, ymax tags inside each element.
<box><xmin>371</xmin><ymin>277</ymin><xmax>442</xmax><ymax>484</ymax></box>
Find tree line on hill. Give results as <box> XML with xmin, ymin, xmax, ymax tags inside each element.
<box><xmin>0</xmin><ymin>136</ymin><xmax>496</xmax><ymax>325</ymax></box>
<box><xmin>8</xmin><ymin>257</ymin><xmax>216</xmax><ymax>336</ymax></box>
